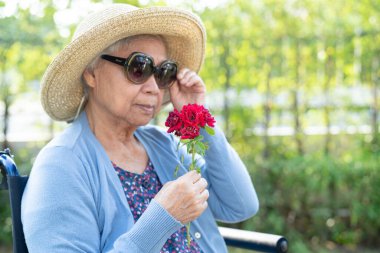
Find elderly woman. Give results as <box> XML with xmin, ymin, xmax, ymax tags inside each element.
<box><xmin>21</xmin><ymin>4</ymin><xmax>259</xmax><ymax>253</ymax></box>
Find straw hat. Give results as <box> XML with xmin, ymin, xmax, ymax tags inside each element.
<box><xmin>40</xmin><ymin>4</ymin><xmax>206</xmax><ymax>122</ymax></box>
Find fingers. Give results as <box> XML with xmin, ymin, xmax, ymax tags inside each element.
<box><xmin>177</xmin><ymin>68</ymin><xmax>204</xmax><ymax>88</ymax></box>
<box><xmin>179</xmin><ymin>184</ymin><xmax>209</xmax><ymax>223</ymax></box>
<box><xmin>178</xmin><ymin>171</ymin><xmax>207</xmax><ymax>193</ymax></box>
<box><xmin>199</xmin><ymin>189</ymin><xmax>209</xmax><ymax>209</ymax></box>
<box><xmin>169</xmin><ymin>68</ymin><xmax>206</xmax><ymax>110</ymax></box>
<box><xmin>177</xmin><ymin>68</ymin><xmax>189</xmax><ymax>80</ymax></box>
<box><xmin>154</xmin><ymin>171</ymin><xmax>209</xmax><ymax>224</ymax></box>
<box><xmin>195</xmin><ymin>177</ymin><xmax>208</xmax><ymax>193</ymax></box>
<box><xmin>178</xmin><ymin>170</ymin><xmax>201</xmax><ymax>183</ymax></box>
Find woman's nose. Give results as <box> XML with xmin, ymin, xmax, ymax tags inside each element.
<box><xmin>141</xmin><ymin>75</ymin><xmax>160</xmax><ymax>94</ymax></box>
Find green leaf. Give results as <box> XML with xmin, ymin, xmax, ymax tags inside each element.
<box><xmin>174</xmin><ymin>165</ymin><xmax>179</xmax><ymax>178</ymax></box>
<box><xmin>195</xmin><ymin>141</ymin><xmax>206</xmax><ymax>156</ymax></box>
<box><xmin>204</xmin><ymin>126</ymin><xmax>215</xmax><ymax>136</ymax></box>
<box><xmin>180</xmin><ymin>139</ymin><xmax>191</xmax><ymax>144</ymax></box>
<box><xmin>180</xmin><ymin>154</ymin><xmax>184</xmax><ymax>164</ymax></box>
<box><xmin>195</xmin><ymin>135</ymin><xmax>204</xmax><ymax>141</ymax></box>
<box><xmin>187</xmin><ymin>143</ymin><xmax>193</xmax><ymax>153</ymax></box>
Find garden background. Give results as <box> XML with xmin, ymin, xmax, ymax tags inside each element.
<box><xmin>0</xmin><ymin>0</ymin><xmax>379</xmax><ymax>252</ymax></box>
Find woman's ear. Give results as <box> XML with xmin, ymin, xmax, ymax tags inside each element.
<box><xmin>83</xmin><ymin>68</ymin><xmax>96</xmax><ymax>88</ymax></box>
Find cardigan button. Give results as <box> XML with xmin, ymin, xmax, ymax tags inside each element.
<box><xmin>194</xmin><ymin>232</ymin><xmax>201</xmax><ymax>239</ymax></box>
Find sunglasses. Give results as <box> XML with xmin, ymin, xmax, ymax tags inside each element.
<box><xmin>101</xmin><ymin>52</ymin><xmax>178</xmax><ymax>89</ymax></box>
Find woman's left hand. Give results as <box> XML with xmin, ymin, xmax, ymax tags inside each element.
<box><xmin>169</xmin><ymin>68</ymin><xmax>206</xmax><ymax>110</ymax></box>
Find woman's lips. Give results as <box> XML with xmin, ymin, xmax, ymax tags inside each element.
<box><xmin>136</xmin><ymin>104</ymin><xmax>155</xmax><ymax>114</ymax></box>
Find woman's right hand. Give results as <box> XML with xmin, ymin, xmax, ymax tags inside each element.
<box><xmin>154</xmin><ymin>170</ymin><xmax>209</xmax><ymax>224</ymax></box>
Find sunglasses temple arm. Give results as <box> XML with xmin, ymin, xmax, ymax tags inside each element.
<box><xmin>101</xmin><ymin>55</ymin><xmax>127</xmax><ymax>67</ymax></box>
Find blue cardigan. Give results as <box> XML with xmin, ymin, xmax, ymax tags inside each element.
<box><xmin>21</xmin><ymin>112</ymin><xmax>259</xmax><ymax>252</ymax></box>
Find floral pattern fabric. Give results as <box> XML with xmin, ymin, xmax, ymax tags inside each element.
<box><xmin>113</xmin><ymin>161</ymin><xmax>203</xmax><ymax>253</ymax></box>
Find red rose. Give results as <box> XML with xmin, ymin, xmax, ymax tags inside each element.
<box><xmin>165</xmin><ymin>109</ymin><xmax>182</xmax><ymax>136</ymax></box>
<box><xmin>180</xmin><ymin>125</ymin><xmax>200</xmax><ymax>140</ymax></box>
<box><xmin>201</xmin><ymin>107</ymin><xmax>216</xmax><ymax>127</ymax></box>
<box><xmin>197</xmin><ymin>106</ymin><xmax>210</xmax><ymax>127</ymax></box>
<box><xmin>181</xmin><ymin>104</ymin><xmax>202</xmax><ymax>126</ymax></box>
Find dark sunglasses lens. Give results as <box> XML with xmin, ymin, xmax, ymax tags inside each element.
<box><xmin>155</xmin><ymin>62</ymin><xmax>177</xmax><ymax>88</ymax></box>
<box><xmin>126</xmin><ymin>55</ymin><xmax>153</xmax><ymax>83</ymax></box>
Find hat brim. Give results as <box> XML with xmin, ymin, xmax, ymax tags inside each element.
<box><xmin>41</xmin><ymin>6</ymin><xmax>206</xmax><ymax>121</ymax></box>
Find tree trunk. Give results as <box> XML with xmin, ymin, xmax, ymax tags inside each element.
<box><xmin>2</xmin><ymin>95</ymin><xmax>10</xmax><ymax>150</ymax></box>
<box><xmin>221</xmin><ymin>43</ymin><xmax>231</xmax><ymax>140</ymax></box>
<box><xmin>353</xmin><ymin>29</ymin><xmax>362</xmax><ymax>86</ymax></box>
<box><xmin>263</xmin><ymin>65</ymin><xmax>272</xmax><ymax>159</ymax></box>
<box><xmin>324</xmin><ymin>49</ymin><xmax>334</xmax><ymax>156</ymax></box>
<box><xmin>293</xmin><ymin>39</ymin><xmax>304</xmax><ymax>155</ymax></box>
<box><xmin>1</xmin><ymin>68</ymin><xmax>11</xmax><ymax>150</ymax></box>
<box><xmin>371</xmin><ymin>56</ymin><xmax>379</xmax><ymax>147</ymax></box>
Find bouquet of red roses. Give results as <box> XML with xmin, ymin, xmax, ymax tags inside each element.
<box><xmin>166</xmin><ymin>104</ymin><xmax>215</xmax><ymax>139</ymax></box>
<box><xmin>165</xmin><ymin>104</ymin><xmax>215</xmax><ymax>172</ymax></box>
<box><xmin>165</xmin><ymin>103</ymin><xmax>215</xmax><ymax>245</ymax></box>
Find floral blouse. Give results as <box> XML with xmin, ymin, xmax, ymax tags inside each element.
<box><xmin>113</xmin><ymin>161</ymin><xmax>203</xmax><ymax>253</ymax></box>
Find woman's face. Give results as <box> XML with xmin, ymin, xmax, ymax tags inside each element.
<box><xmin>85</xmin><ymin>37</ymin><xmax>167</xmax><ymax>127</ymax></box>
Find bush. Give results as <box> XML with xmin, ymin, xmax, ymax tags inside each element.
<box><xmin>238</xmin><ymin>149</ymin><xmax>380</xmax><ymax>251</ymax></box>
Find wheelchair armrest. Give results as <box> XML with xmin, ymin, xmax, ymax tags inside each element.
<box><xmin>0</xmin><ymin>148</ymin><xmax>19</xmax><ymax>190</ymax></box>
<box><xmin>219</xmin><ymin>226</ymin><xmax>288</xmax><ymax>252</ymax></box>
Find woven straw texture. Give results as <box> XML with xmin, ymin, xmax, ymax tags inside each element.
<box><xmin>41</xmin><ymin>4</ymin><xmax>206</xmax><ymax>121</ymax></box>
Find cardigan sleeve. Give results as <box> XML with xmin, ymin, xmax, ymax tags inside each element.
<box><xmin>178</xmin><ymin>125</ymin><xmax>259</xmax><ymax>223</ymax></box>
<box><xmin>22</xmin><ymin>146</ymin><xmax>101</xmax><ymax>252</ymax></box>
<box><xmin>22</xmin><ymin>146</ymin><xmax>182</xmax><ymax>253</ymax></box>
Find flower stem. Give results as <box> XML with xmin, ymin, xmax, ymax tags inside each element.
<box><xmin>187</xmin><ymin>141</ymin><xmax>196</xmax><ymax>247</ymax></box>
<box><xmin>187</xmin><ymin>223</ymin><xmax>191</xmax><ymax>247</ymax></box>
<box><xmin>191</xmin><ymin>142</ymin><xmax>195</xmax><ymax>170</ymax></box>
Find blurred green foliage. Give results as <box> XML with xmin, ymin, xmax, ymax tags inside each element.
<box><xmin>221</xmin><ymin>132</ymin><xmax>380</xmax><ymax>252</ymax></box>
